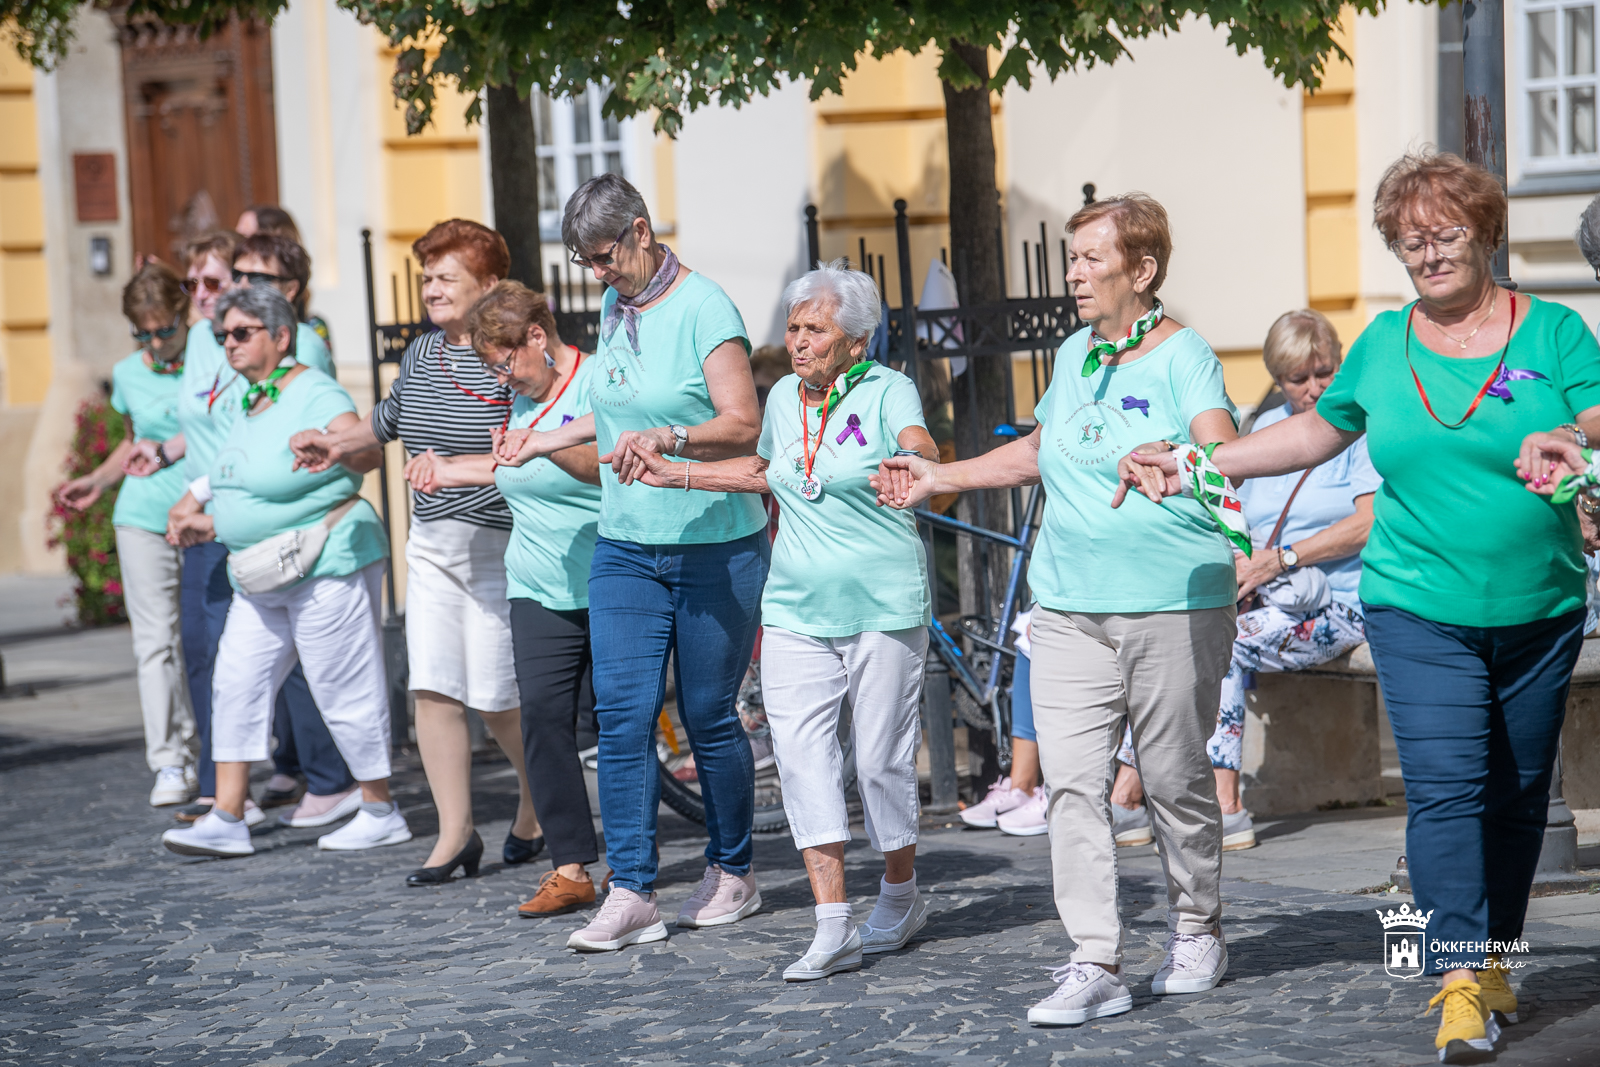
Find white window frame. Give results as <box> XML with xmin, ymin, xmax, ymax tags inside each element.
<box><xmin>1519</xmin><ymin>0</ymin><xmax>1600</xmax><ymax>173</ymax></box>
<box><xmin>533</xmin><ymin>84</ymin><xmax>635</xmax><ymax>243</ymax></box>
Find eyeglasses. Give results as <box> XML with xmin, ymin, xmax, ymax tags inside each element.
<box><xmin>214</xmin><ymin>325</ymin><xmax>269</xmax><ymax>345</ymax></box>
<box><xmin>481</xmin><ymin>346</ymin><xmax>522</xmax><ymax>377</ymax></box>
<box><xmin>232</xmin><ymin>269</ymin><xmax>289</xmax><ymax>286</ymax></box>
<box><xmin>132</xmin><ymin>315</ymin><xmax>183</xmax><ymax>344</ymax></box>
<box><xmin>181</xmin><ymin>275</ymin><xmax>226</xmax><ymax>295</ymax></box>
<box><xmin>1390</xmin><ymin>226</ymin><xmax>1472</xmax><ymax>264</ymax></box>
<box><xmin>569</xmin><ymin>224</ymin><xmax>633</xmax><ymax>269</ymax></box>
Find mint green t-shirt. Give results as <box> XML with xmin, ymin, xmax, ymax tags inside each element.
<box><xmin>1031</xmin><ymin>327</ymin><xmax>1240</xmax><ymax>613</ymax></box>
<box><xmin>757</xmin><ymin>367</ymin><xmax>931</xmax><ymax>637</ymax></box>
<box><xmin>1317</xmin><ymin>296</ymin><xmax>1600</xmax><ymax>627</ymax></box>
<box><xmin>590</xmin><ymin>272</ymin><xmax>768</xmax><ymax>545</ymax></box>
<box><xmin>210</xmin><ymin>368</ymin><xmax>387</xmax><ymax>587</ymax></box>
<box><xmin>177</xmin><ymin>320</ymin><xmax>334</xmax><ymax>488</ymax></box>
<box><xmin>110</xmin><ymin>351</ymin><xmax>189</xmax><ymax>535</ymax></box>
<box><xmin>496</xmin><ymin>358</ymin><xmax>603</xmax><ymax>610</ymax></box>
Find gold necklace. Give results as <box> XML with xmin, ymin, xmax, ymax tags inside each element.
<box><xmin>1422</xmin><ymin>290</ymin><xmax>1497</xmax><ymax>350</ymax></box>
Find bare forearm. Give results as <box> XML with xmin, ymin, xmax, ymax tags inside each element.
<box><xmin>92</xmin><ymin>440</ymin><xmax>134</xmax><ymax>487</ymax></box>
<box><xmin>1213</xmin><ymin>411</ymin><xmax>1355</xmax><ymax>481</ymax></box>
<box><xmin>930</xmin><ymin>436</ymin><xmax>1040</xmax><ymax>494</ymax></box>
<box><xmin>678</xmin><ymin>414</ymin><xmax>761</xmax><ymax>462</ymax></box>
<box><xmin>434</xmin><ymin>454</ymin><xmax>499</xmax><ymax>488</ymax></box>
<box><xmin>162</xmin><ymin>433</ymin><xmax>187</xmax><ymax>460</ymax></box>
<box><xmin>549</xmin><ymin>444</ymin><xmax>601</xmax><ymax>486</ymax></box>
<box><xmin>658</xmin><ymin>455</ymin><xmax>770</xmax><ymax>494</ymax></box>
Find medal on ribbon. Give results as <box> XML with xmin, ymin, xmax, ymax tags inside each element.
<box><xmin>796</xmin><ymin>361</ymin><xmax>875</xmax><ymax>502</ymax></box>
<box><xmin>1082</xmin><ymin>300</ymin><xmax>1164</xmax><ymax>377</ymax></box>
<box><xmin>1178</xmin><ymin>443</ymin><xmax>1252</xmax><ymax>556</ymax></box>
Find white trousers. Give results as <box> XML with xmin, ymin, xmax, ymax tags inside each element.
<box><xmin>114</xmin><ymin>525</ymin><xmax>196</xmax><ymax>772</ymax></box>
<box><xmin>403</xmin><ymin>517</ymin><xmax>518</xmax><ymax>711</ymax></box>
<box><xmin>210</xmin><ymin>562</ymin><xmax>392</xmax><ymax>781</ymax></box>
<box><xmin>760</xmin><ymin>626</ymin><xmax>927</xmax><ymax>852</ymax></box>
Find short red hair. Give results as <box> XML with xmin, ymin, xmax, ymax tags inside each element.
<box><xmin>413</xmin><ymin>219</ymin><xmax>510</xmax><ymax>284</ymax></box>
<box><xmin>1373</xmin><ymin>152</ymin><xmax>1507</xmax><ymax>250</ymax></box>
<box><xmin>1066</xmin><ymin>193</ymin><xmax>1173</xmax><ymax>291</ymax></box>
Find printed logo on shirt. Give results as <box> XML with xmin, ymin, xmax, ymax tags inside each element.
<box><xmin>593</xmin><ymin>342</ymin><xmax>640</xmax><ymax>407</ymax></box>
<box><xmin>1057</xmin><ymin>399</ymin><xmax>1134</xmax><ymax>466</ymax></box>
<box><xmin>771</xmin><ymin>432</ymin><xmax>838</xmax><ymax>495</ymax></box>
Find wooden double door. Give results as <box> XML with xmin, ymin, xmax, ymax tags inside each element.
<box><xmin>120</xmin><ymin>16</ymin><xmax>279</xmax><ymax>262</ymax></box>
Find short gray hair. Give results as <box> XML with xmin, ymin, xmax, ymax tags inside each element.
<box><xmin>215</xmin><ymin>283</ymin><xmax>298</xmax><ymax>357</ymax></box>
<box><xmin>1579</xmin><ymin>193</ymin><xmax>1600</xmax><ymax>269</ymax></box>
<box><xmin>781</xmin><ymin>259</ymin><xmax>882</xmax><ymax>342</ymax></box>
<box><xmin>562</xmin><ymin>173</ymin><xmax>651</xmax><ymax>254</ymax></box>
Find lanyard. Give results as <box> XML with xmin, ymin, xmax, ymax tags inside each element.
<box><xmin>205</xmin><ymin>367</ymin><xmax>240</xmax><ymax>413</ymax></box>
<box><xmin>523</xmin><ymin>348</ymin><xmax>585</xmax><ymax>432</ymax></box>
<box><xmin>1405</xmin><ymin>296</ymin><xmax>1517</xmax><ymax>429</ymax></box>
<box><xmin>436</xmin><ymin>332</ymin><xmax>513</xmax><ymax>431</ymax></box>
<box><xmin>799</xmin><ymin>384</ymin><xmax>835</xmax><ymax>484</ymax></box>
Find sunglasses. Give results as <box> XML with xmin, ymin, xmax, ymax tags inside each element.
<box><xmin>181</xmin><ymin>275</ymin><xmax>227</xmax><ymax>295</ymax></box>
<box><xmin>232</xmin><ymin>269</ymin><xmax>289</xmax><ymax>286</ymax></box>
<box><xmin>214</xmin><ymin>325</ymin><xmax>269</xmax><ymax>345</ymax></box>
<box><xmin>132</xmin><ymin>315</ymin><xmax>183</xmax><ymax>344</ymax></box>
<box><xmin>569</xmin><ymin>224</ymin><xmax>633</xmax><ymax>269</ymax></box>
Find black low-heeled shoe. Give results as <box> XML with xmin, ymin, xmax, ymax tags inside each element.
<box><xmin>405</xmin><ymin>831</ymin><xmax>484</xmax><ymax>887</ymax></box>
<box><xmin>504</xmin><ymin>830</ymin><xmax>545</xmax><ymax>866</ymax></box>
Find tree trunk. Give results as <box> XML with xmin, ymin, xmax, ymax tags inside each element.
<box><xmin>485</xmin><ymin>84</ymin><xmax>544</xmax><ymax>290</ymax></box>
<box><xmin>941</xmin><ymin>39</ymin><xmax>1012</xmax><ymax>624</ymax></box>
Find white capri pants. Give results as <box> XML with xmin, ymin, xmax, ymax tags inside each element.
<box><xmin>210</xmin><ymin>561</ymin><xmax>392</xmax><ymax>781</ymax></box>
<box><xmin>760</xmin><ymin>625</ymin><xmax>928</xmax><ymax>852</ymax></box>
<box><xmin>403</xmin><ymin>517</ymin><xmax>518</xmax><ymax>711</ymax></box>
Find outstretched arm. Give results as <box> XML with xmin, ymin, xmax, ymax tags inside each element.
<box><xmin>871</xmin><ymin>427</ymin><xmax>1041</xmax><ymax>510</ymax></box>
<box><xmin>494</xmin><ymin>412</ymin><xmax>597</xmax><ymax>468</ymax></box>
<box><xmin>627</xmin><ymin>444</ymin><xmax>771</xmax><ymax>494</ymax></box>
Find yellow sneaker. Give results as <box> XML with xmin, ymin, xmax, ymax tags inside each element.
<box><xmin>1475</xmin><ymin>957</ymin><xmax>1518</xmax><ymax>1024</ymax></box>
<box><xmin>1428</xmin><ymin>979</ymin><xmax>1502</xmax><ymax>1063</ymax></box>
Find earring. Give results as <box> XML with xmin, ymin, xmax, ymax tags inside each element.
<box><xmin>544</xmin><ymin>349</ymin><xmax>556</xmax><ymax>368</ymax></box>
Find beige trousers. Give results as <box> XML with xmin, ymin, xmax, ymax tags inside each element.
<box><xmin>114</xmin><ymin>525</ymin><xmax>196</xmax><ymax>772</ymax></box>
<box><xmin>1029</xmin><ymin>605</ymin><xmax>1236</xmax><ymax>966</ymax></box>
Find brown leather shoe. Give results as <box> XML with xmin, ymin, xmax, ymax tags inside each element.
<box><xmin>518</xmin><ymin>871</ymin><xmax>597</xmax><ymax>917</ymax></box>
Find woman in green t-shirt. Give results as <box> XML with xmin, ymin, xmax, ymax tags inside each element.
<box><xmin>631</xmin><ymin>260</ymin><xmax>938</xmax><ymax>981</ymax></box>
<box><xmin>875</xmin><ymin>195</ymin><xmax>1239</xmax><ymax>1027</ymax></box>
<box><xmin>57</xmin><ymin>262</ymin><xmax>197</xmax><ymax>808</ymax></box>
<box><xmin>1120</xmin><ymin>153</ymin><xmax>1600</xmax><ymax>1063</ymax></box>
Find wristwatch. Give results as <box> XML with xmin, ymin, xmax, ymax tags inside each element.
<box><xmin>1279</xmin><ymin>545</ymin><xmax>1299</xmax><ymax>570</ymax></box>
<box><xmin>667</xmin><ymin>424</ymin><xmax>689</xmax><ymax>455</ymax></box>
<box><xmin>155</xmin><ymin>442</ymin><xmax>172</xmax><ymax>470</ymax></box>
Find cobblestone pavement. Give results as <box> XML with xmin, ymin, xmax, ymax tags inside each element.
<box><xmin>4</xmin><ymin>740</ymin><xmax>1599</xmax><ymax>1067</ymax></box>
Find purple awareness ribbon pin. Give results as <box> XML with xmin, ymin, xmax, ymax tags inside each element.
<box><xmin>560</xmin><ymin>414</ymin><xmax>574</xmax><ymax>426</ymax></box>
<box><xmin>1485</xmin><ymin>366</ymin><xmax>1547</xmax><ymax>402</ymax></box>
<box><xmin>836</xmin><ymin>413</ymin><xmax>867</xmax><ymax>446</ymax></box>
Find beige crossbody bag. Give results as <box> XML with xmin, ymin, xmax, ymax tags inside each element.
<box><xmin>227</xmin><ymin>496</ymin><xmax>362</xmax><ymax>595</ymax></box>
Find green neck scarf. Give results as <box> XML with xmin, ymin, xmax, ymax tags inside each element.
<box><xmin>1081</xmin><ymin>300</ymin><xmax>1164</xmax><ymax>377</ymax></box>
<box><xmin>242</xmin><ymin>363</ymin><xmax>293</xmax><ymax>412</ymax></box>
<box><xmin>804</xmin><ymin>360</ymin><xmax>876</xmax><ymax>410</ymax></box>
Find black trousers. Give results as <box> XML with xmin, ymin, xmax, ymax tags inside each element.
<box><xmin>509</xmin><ymin>597</ymin><xmax>599</xmax><ymax>868</ymax></box>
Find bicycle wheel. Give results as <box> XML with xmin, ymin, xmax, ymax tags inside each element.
<box><xmin>655</xmin><ymin>658</ymin><xmax>855</xmax><ymax>834</ymax></box>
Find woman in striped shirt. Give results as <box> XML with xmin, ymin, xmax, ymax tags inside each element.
<box><xmin>289</xmin><ymin>220</ymin><xmax>544</xmax><ymax>885</ymax></box>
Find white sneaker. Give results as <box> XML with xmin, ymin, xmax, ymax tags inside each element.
<box><xmin>960</xmin><ymin>776</ymin><xmax>1027</xmax><ymax>828</ymax></box>
<box><xmin>243</xmin><ymin>800</ymin><xmax>267</xmax><ymax>828</ymax></box>
<box><xmin>860</xmin><ymin>890</ymin><xmax>928</xmax><ymax>954</ymax></box>
<box><xmin>150</xmin><ymin>767</ymin><xmax>194</xmax><ymax>807</ymax></box>
<box><xmin>997</xmin><ymin>786</ymin><xmax>1049</xmax><ymax>836</ymax></box>
<box><xmin>317</xmin><ymin>806</ymin><xmax>413</xmax><ymax>851</ymax></box>
<box><xmin>1222</xmin><ymin>809</ymin><xmax>1257</xmax><ymax>851</ymax></box>
<box><xmin>784</xmin><ymin>928</ymin><xmax>864</xmax><ymax>981</ymax></box>
<box><xmin>162</xmin><ymin>811</ymin><xmax>254</xmax><ymax>857</ymax></box>
<box><xmin>1111</xmin><ymin>801</ymin><xmax>1153</xmax><ymax>847</ymax></box>
<box><xmin>1151</xmin><ymin>932</ymin><xmax>1228</xmax><ymax>994</ymax></box>
<box><xmin>1028</xmin><ymin>962</ymin><xmax>1133</xmax><ymax>1026</ymax></box>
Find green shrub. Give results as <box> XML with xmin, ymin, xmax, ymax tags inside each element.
<box><xmin>47</xmin><ymin>398</ymin><xmax>127</xmax><ymax>626</ymax></box>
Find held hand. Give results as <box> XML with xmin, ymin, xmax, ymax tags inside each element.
<box><xmin>1111</xmin><ymin>447</ymin><xmax>1182</xmax><ymax>508</ymax></box>
<box><xmin>629</xmin><ymin>444</ymin><xmax>680</xmax><ymax>489</ymax></box>
<box><xmin>289</xmin><ymin>429</ymin><xmax>340</xmax><ymax>473</ymax></box>
<box><xmin>869</xmin><ymin>455</ymin><xmax>937</xmax><ymax>510</ymax></box>
<box><xmin>165</xmin><ymin>492</ymin><xmax>202</xmax><ymax>544</ymax></box>
<box><xmin>56</xmin><ymin>477</ymin><xmax>102</xmax><ymax>511</ymax></box>
<box><xmin>1516</xmin><ymin>430</ymin><xmax>1587</xmax><ymax>493</ymax></box>
<box><xmin>603</xmin><ymin>428</ymin><xmax>673</xmax><ymax>486</ymax></box>
<box><xmin>403</xmin><ymin>449</ymin><xmax>442</xmax><ymax>495</ymax></box>
<box><xmin>1234</xmin><ymin>547</ymin><xmax>1284</xmax><ymax>601</ymax></box>
<box><xmin>493</xmin><ymin>427</ymin><xmax>536</xmax><ymax>468</ymax></box>
<box><xmin>122</xmin><ymin>439</ymin><xmax>162</xmax><ymax>478</ymax></box>
<box><xmin>167</xmin><ymin>512</ymin><xmax>215</xmax><ymax>548</ymax></box>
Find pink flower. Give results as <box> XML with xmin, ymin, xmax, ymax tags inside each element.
<box><xmin>104</xmin><ymin>580</ymin><xmax>122</xmax><ymax>596</ymax></box>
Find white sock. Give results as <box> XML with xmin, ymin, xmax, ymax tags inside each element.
<box><xmin>359</xmin><ymin>800</ymin><xmax>395</xmax><ymax>817</ymax></box>
<box><xmin>866</xmin><ymin>872</ymin><xmax>917</xmax><ymax>930</ymax></box>
<box><xmin>807</xmin><ymin>902</ymin><xmax>855</xmax><ymax>956</ymax></box>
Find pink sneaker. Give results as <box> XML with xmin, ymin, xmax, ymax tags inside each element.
<box><xmin>567</xmin><ymin>887</ymin><xmax>670</xmax><ymax>952</ymax></box>
<box><xmin>675</xmin><ymin>864</ymin><xmax>762</xmax><ymax>928</ymax></box>
<box><xmin>959</xmin><ymin>776</ymin><xmax>1027</xmax><ymax>828</ymax></box>
<box><xmin>997</xmin><ymin>785</ymin><xmax>1049</xmax><ymax>836</ymax></box>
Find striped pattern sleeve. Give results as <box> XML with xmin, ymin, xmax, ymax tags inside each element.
<box><xmin>370</xmin><ymin>330</ymin><xmax>514</xmax><ymax>529</ymax></box>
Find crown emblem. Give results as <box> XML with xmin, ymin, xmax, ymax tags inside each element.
<box><xmin>1375</xmin><ymin>902</ymin><xmax>1433</xmax><ymax>930</ymax></box>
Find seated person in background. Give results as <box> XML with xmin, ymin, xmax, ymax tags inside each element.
<box><xmin>1111</xmin><ymin>309</ymin><xmax>1378</xmax><ymax>851</ymax></box>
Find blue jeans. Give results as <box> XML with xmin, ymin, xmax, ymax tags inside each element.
<box><xmin>1011</xmin><ymin>651</ymin><xmax>1035</xmax><ymax>743</ymax></box>
<box><xmin>589</xmin><ymin>533</ymin><xmax>769</xmax><ymax>893</ymax></box>
<box><xmin>181</xmin><ymin>541</ymin><xmax>352</xmax><ymax>797</ymax></box>
<box><xmin>1364</xmin><ymin>603</ymin><xmax>1583</xmax><ymax>974</ymax></box>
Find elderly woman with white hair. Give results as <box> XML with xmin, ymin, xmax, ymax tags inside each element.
<box><xmin>627</xmin><ymin>259</ymin><xmax>938</xmax><ymax>980</ymax></box>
